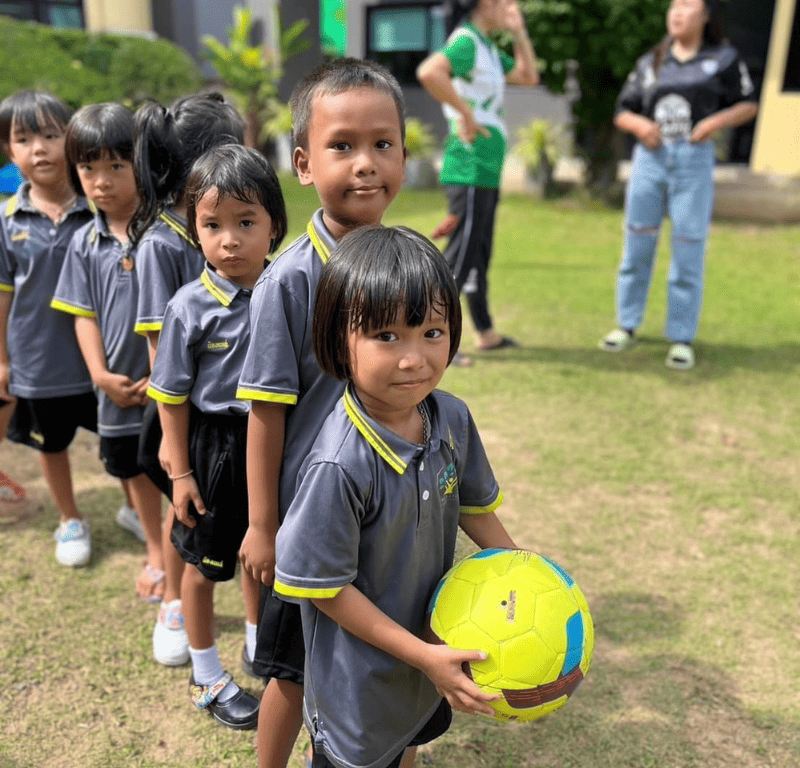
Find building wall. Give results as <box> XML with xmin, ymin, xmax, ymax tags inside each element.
<box><xmin>751</xmin><ymin>0</ymin><xmax>800</xmax><ymax>174</ymax></box>
<box><xmin>83</xmin><ymin>0</ymin><xmax>153</xmax><ymax>34</ymax></box>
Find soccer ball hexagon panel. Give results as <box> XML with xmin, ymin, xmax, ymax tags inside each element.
<box><xmin>426</xmin><ymin>549</ymin><xmax>594</xmax><ymax>722</ymax></box>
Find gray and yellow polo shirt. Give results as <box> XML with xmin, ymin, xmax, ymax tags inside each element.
<box><xmin>147</xmin><ymin>263</ymin><xmax>253</xmax><ymax>415</ymax></box>
<box><xmin>439</xmin><ymin>23</ymin><xmax>515</xmax><ymax>189</ymax></box>
<box><xmin>0</xmin><ymin>183</ymin><xmax>94</xmax><ymax>398</ymax></box>
<box><xmin>134</xmin><ymin>209</ymin><xmax>203</xmax><ymax>335</ymax></box>
<box><xmin>275</xmin><ymin>386</ymin><xmax>503</xmax><ymax>768</ymax></box>
<box><xmin>237</xmin><ymin>209</ymin><xmax>345</xmax><ymax>520</ymax></box>
<box><xmin>51</xmin><ymin>212</ymin><xmax>149</xmax><ymax>436</ymax></box>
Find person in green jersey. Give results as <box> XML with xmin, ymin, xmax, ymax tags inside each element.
<box><xmin>418</xmin><ymin>0</ymin><xmax>538</xmax><ymax>365</ymax></box>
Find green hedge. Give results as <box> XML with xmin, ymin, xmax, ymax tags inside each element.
<box><xmin>0</xmin><ymin>15</ymin><xmax>203</xmax><ymax>110</ymax></box>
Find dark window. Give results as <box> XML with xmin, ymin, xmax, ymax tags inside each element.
<box><xmin>0</xmin><ymin>0</ymin><xmax>83</xmax><ymax>28</ymax></box>
<box><xmin>784</xmin><ymin>0</ymin><xmax>800</xmax><ymax>90</ymax></box>
<box><xmin>365</xmin><ymin>3</ymin><xmax>445</xmax><ymax>84</ymax></box>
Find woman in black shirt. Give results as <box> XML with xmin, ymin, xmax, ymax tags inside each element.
<box><xmin>599</xmin><ymin>0</ymin><xmax>757</xmax><ymax>370</ymax></box>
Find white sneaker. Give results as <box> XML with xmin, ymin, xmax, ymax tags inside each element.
<box><xmin>54</xmin><ymin>519</ymin><xmax>91</xmax><ymax>567</ymax></box>
<box><xmin>153</xmin><ymin>599</ymin><xmax>190</xmax><ymax>666</ymax></box>
<box><xmin>116</xmin><ymin>503</ymin><xmax>146</xmax><ymax>542</ymax></box>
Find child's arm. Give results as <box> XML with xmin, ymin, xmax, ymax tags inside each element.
<box><xmin>159</xmin><ymin>401</ymin><xmax>206</xmax><ymax>527</ymax></box>
<box><xmin>312</xmin><ymin>584</ymin><xmax>499</xmax><ymax>716</ymax></box>
<box><xmin>239</xmin><ymin>399</ymin><xmax>287</xmax><ymax>585</ymax></box>
<box><xmin>74</xmin><ymin>316</ymin><xmax>142</xmax><ymax>409</ymax></box>
<box><xmin>0</xmin><ymin>290</ymin><xmax>12</xmax><ymax>402</ymax></box>
<box><xmin>459</xmin><ymin>511</ymin><xmax>517</xmax><ymax>551</ymax></box>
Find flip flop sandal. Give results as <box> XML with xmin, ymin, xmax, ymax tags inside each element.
<box><xmin>599</xmin><ymin>329</ymin><xmax>636</xmax><ymax>352</ymax></box>
<box><xmin>137</xmin><ymin>562</ymin><xmax>166</xmax><ymax>603</ymax></box>
<box><xmin>0</xmin><ymin>470</ymin><xmax>26</xmax><ymax>504</ymax></box>
<box><xmin>666</xmin><ymin>343</ymin><xmax>695</xmax><ymax>370</ymax></box>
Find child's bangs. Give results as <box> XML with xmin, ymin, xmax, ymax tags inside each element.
<box><xmin>350</xmin><ymin>255</ymin><xmax>457</xmax><ymax>333</ymax></box>
<box><xmin>12</xmin><ymin>106</ymin><xmax>67</xmax><ymax>137</ymax></box>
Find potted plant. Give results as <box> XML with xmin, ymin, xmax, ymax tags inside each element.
<box><xmin>403</xmin><ymin>117</ymin><xmax>439</xmax><ymax>189</ymax></box>
<box><xmin>513</xmin><ymin>119</ymin><xmax>563</xmax><ymax>198</ymax></box>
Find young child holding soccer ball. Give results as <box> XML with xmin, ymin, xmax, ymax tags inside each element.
<box><xmin>273</xmin><ymin>225</ymin><xmax>518</xmax><ymax>768</ymax></box>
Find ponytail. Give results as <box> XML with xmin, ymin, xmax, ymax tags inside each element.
<box><xmin>130</xmin><ymin>92</ymin><xmax>245</xmax><ymax>244</ymax></box>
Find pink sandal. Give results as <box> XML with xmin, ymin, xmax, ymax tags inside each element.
<box><xmin>0</xmin><ymin>470</ymin><xmax>25</xmax><ymax>504</ymax></box>
<box><xmin>137</xmin><ymin>562</ymin><xmax>166</xmax><ymax>603</ymax></box>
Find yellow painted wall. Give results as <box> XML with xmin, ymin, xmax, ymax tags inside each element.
<box><xmin>83</xmin><ymin>0</ymin><xmax>153</xmax><ymax>34</ymax></box>
<box><xmin>751</xmin><ymin>0</ymin><xmax>800</xmax><ymax>174</ymax></box>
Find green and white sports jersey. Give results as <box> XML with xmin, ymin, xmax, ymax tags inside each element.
<box><xmin>439</xmin><ymin>23</ymin><xmax>514</xmax><ymax>189</ymax></box>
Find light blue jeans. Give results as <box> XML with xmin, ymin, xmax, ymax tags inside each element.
<box><xmin>616</xmin><ymin>140</ymin><xmax>715</xmax><ymax>342</ymax></box>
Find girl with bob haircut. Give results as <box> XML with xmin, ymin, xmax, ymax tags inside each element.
<box><xmin>276</xmin><ymin>224</ymin><xmax>517</xmax><ymax>768</ymax></box>
<box><xmin>312</xmin><ymin>225</ymin><xmax>462</xmax><ymax>380</ymax></box>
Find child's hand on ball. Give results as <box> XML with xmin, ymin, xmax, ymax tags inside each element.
<box><xmin>421</xmin><ymin>645</ymin><xmax>499</xmax><ymax>716</ymax></box>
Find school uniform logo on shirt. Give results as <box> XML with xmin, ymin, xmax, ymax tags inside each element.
<box><xmin>438</xmin><ymin>462</ymin><xmax>458</xmax><ymax>498</ymax></box>
<box><xmin>207</xmin><ymin>340</ymin><xmax>230</xmax><ymax>350</ymax></box>
<box><xmin>11</xmin><ymin>230</ymin><xmax>28</xmax><ymax>242</ymax></box>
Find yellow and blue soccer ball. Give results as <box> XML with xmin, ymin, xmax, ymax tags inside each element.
<box><xmin>426</xmin><ymin>549</ymin><xmax>594</xmax><ymax>722</ymax></box>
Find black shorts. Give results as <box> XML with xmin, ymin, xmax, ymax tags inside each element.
<box><xmin>253</xmin><ymin>586</ymin><xmax>305</xmax><ymax>684</ymax></box>
<box><xmin>169</xmin><ymin>408</ymin><xmax>248</xmax><ymax>582</ymax></box>
<box><xmin>99</xmin><ymin>434</ymin><xmax>144</xmax><ymax>480</ymax></box>
<box><xmin>7</xmin><ymin>392</ymin><xmax>97</xmax><ymax>453</ymax></box>
<box><xmin>311</xmin><ymin>698</ymin><xmax>452</xmax><ymax>768</ymax></box>
<box><xmin>137</xmin><ymin>399</ymin><xmax>171</xmax><ymax>497</ymax></box>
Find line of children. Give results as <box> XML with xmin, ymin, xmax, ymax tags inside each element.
<box><xmin>146</xmin><ymin>144</ymin><xmax>287</xmax><ymax>729</ymax></box>
<box><xmin>2</xmin><ymin>55</ymin><xmax>516</xmax><ymax>765</ymax></box>
<box><xmin>51</xmin><ymin>102</ymin><xmax>166</xmax><ymax>602</ymax></box>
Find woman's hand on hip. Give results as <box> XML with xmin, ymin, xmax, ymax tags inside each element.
<box><xmin>458</xmin><ymin>111</ymin><xmax>490</xmax><ymax>144</ymax></box>
<box><xmin>638</xmin><ymin>119</ymin><xmax>662</xmax><ymax>149</ymax></box>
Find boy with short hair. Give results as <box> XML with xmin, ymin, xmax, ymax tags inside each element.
<box><xmin>235</xmin><ymin>57</ymin><xmax>407</xmax><ymax>768</ymax></box>
<box><xmin>0</xmin><ymin>91</ymin><xmax>96</xmax><ymax>566</ymax></box>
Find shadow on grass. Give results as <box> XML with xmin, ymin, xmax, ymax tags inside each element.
<box><xmin>471</xmin><ymin>337</ymin><xmax>800</xmax><ymax>377</ymax></box>
<box><xmin>427</xmin><ymin>588</ymin><xmax>800</xmax><ymax>768</ymax></box>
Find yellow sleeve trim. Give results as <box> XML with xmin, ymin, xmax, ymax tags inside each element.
<box><xmin>0</xmin><ymin>283</ymin><xmax>13</xmax><ymax>293</ymax></box>
<box><xmin>273</xmin><ymin>579</ymin><xmax>343</xmax><ymax>599</ymax></box>
<box><xmin>235</xmin><ymin>388</ymin><xmax>297</xmax><ymax>405</ymax></box>
<box><xmin>460</xmin><ymin>490</ymin><xmax>504</xmax><ymax>515</ymax></box>
<box><xmin>146</xmin><ymin>386</ymin><xmax>189</xmax><ymax>405</ymax></box>
<box><xmin>50</xmin><ymin>298</ymin><xmax>96</xmax><ymax>318</ymax></box>
<box><xmin>134</xmin><ymin>321</ymin><xmax>163</xmax><ymax>336</ymax></box>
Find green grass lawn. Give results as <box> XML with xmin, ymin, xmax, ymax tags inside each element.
<box><xmin>1</xmin><ymin>182</ymin><xmax>799</xmax><ymax>768</ymax></box>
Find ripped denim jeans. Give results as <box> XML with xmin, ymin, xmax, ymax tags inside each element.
<box><xmin>616</xmin><ymin>140</ymin><xmax>715</xmax><ymax>343</ymax></box>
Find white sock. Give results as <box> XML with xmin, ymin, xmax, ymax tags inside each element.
<box><xmin>245</xmin><ymin>621</ymin><xmax>257</xmax><ymax>663</ymax></box>
<box><xmin>190</xmin><ymin>645</ymin><xmax>239</xmax><ymax>703</ymax></box>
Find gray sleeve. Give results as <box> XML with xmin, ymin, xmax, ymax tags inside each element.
<box><xmin>135</xmin><ymin>238</ymin><xmax>183</xmax><ymax>332</ymax></box>
<box><xmin>52</xmin><ymin>230</ymin><xmax>95</xmax><ymax>317</ymax></box>
<box><xmin>147</xmin><ymin>299</ymin><xmax>197</xmax><ymax>403</ymax></box>
<box><xmin>274</xmin><ymin>460</ymin><xmax>362</xmax><ymax>599</ymax></box>
<box><xmin>237</xmin><ymin>273</ymin><xmax>305</xmax><ymax>403</ymax></box>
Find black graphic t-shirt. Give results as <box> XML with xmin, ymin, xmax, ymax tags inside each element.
<box><xmin>616</xmin><ymin>43</ymin><xmax>756</xmax><ymax>142</ymax></box>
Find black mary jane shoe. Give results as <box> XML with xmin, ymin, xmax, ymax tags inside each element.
<box><xmin>189</xmin><ymin>672</ymin><xmax>260</xmax><ymax>730</ymax></box>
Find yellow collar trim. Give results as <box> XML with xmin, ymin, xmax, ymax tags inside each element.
<box><xmin>343</xmin><ymin>388</ymin><xmax>407</xmax><ymax>475</ymax></box>
<box><xmin>5</xmin><ymin>195</ymin><xmax>18</xmax><ymax>217</ymax></box>
<box><xmin>307</xmin><ymin>219</ymin><xmax>331</xmax><ymax>264</ymax></box>
<box><xmin>201</xmin><ymin>269</ymin><xmax>233</xmax><ymax>307</ymax></box>
<box><xmin>159</xmin><ymin>211</ymin><xmax>197</xmax><ymax>248</ymax></box>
